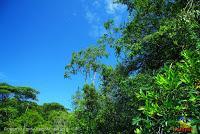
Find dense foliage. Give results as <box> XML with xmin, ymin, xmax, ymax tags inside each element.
<box><xmin>64</xmin><ymin>0</ymin><xmax>200</xmax><ymax>133</ymax></box>
<box><xmin>0</xmin><ymin>83</ymin><xmax>69</xmax><ymax>133</ymax></box>
<box><xmin>1</xmin><ymin>0</ymin><xmax>200</xmax><ymax>133</ymax></box>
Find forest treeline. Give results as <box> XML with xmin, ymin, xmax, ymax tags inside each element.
<box><xmin>1</xmin><ymin>0</ymin><xmax>200</xmax><ymax>133</ymax></box>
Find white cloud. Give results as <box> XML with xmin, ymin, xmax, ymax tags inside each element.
<box><xmin>105</xmin><ymin>0</ymin><xmax>127</xmax><ymax>14</ymax></box>
<box><xmin>89</xmin><ymin>25</ymin><xmax>106</xmax><ymax>38</ymax></box>
<box><xmin>85</xmin><ymin>11</ymin><xmax>99</xmax><ymax>24</ymax></box>
<box><xmin>82</xmin><ymin>0</ymin><xmax>127</xmax><ymax>38</ymax></box>
<box><xmin>92</xmin><ymin>0</ymin><xmax>101</xmax><ymax>8</ymax></box>
<box><xmin>84</xmin><ymin>7</ymin><xmax>102</xmax><ymax>38</ymax></box>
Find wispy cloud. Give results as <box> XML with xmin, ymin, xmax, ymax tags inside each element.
<box><xmin>89</xmin><ymin>25</ymin><xmax>105</xmax><ymax>38</ymax></box>
<box><xmin>82</xmin><ymin>0</ymin><xmax>127</xmax><ymax>38</ymax></box>
<box><xmin>105</xmin><ymin>0</ymin><xmax>126</xmax><ymax>14</ymax></box>
<box><xmin>92</xmin><ymin>0</ymin><xmax>101</xmax><ymax>8</ymax></box>
<box><xmin>85</xmin><ymin>10</ymin><xmax>99</xmax><ymax>24</ymax></box>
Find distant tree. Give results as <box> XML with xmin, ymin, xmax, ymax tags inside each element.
<box><xmin>0</xmin><ymin>83</ymin><xmax>39</xmax><ymax>102</ymax></box>
<box><xmin>65</xmin><ymin>45</ymin><xmax>108</xmax><ymax>84</ymax></box>
<box><xmin>43</xmin><ymin>102</ymin><xmax>66</xmax><ymax>112</ymax></box>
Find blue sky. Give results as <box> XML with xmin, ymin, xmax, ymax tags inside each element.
<box><xmin>0</xmin><ymin>0</ymin><xmax>127</xmax><ymax>109</ymax></box>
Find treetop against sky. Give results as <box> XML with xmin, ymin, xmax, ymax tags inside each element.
<box><xmin>0</xmin><ymin>0</ymin><xmax>127</xmax><ymax>108</ymax></box>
